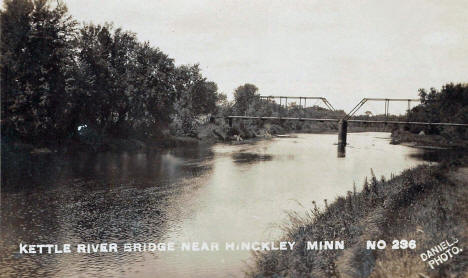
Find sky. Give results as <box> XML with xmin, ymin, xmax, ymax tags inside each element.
<box><xmin>63</xmin><ymin>0</ymin><xmax>468</xmax><ymax>113</ymax></box>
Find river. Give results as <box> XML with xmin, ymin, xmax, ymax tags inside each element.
<box><xmin>0</xmin><ymin>132</ymin><xmax>432</xmax><ymax>277</ymax></box>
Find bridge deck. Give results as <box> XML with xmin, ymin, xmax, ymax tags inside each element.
<box><xmin>226</xmin><ymin>116</ymin><xmax>468</xmax><ymax>127</ymax></box>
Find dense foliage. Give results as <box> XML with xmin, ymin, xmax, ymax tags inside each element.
<box><xmin>1</xmin><ymin>0</ymin><xmax>221</xmax><ymax>148</ymax></box>
<box><xmin>408</xmin><ymin>83</ymin><xmax>468</xmax><ymax>138</ymax></box>
<box><xmin>1</xmin><ymin>0</ymin><xmax>78</xmax><ymax>145</ymax></box>
<box><xmin>2</xmin><ymin>1</ymin><xmax>466</xmax><ymax>150</ymax></box>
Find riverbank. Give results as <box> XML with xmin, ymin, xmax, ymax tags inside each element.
<box><xmin>391</xmin><ymin>129</ymin><xmax>468</xmax><ymax>150</ymax></box>
<box><xmin>0</xmin><ymin>120</ymin><xmax>317</xmax><ymax>155</ymax></box>
<box><xmin>2</xmin><ymin>119</ymin><xmax>413</xmax><ymax>156</ymax></box>
<box><xmin>247</xmin><ymin>157</ymin><xmax>468</xmax><ymax>277</ymax></box>
<box><xmin>2</xmin><ymin>132</ymin><xmax>429</xmax><ymax>277</ymax></box>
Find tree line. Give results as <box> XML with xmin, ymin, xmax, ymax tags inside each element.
<box><xmin>1</xmin><ymin>0</ymin><xmax>222</xmax><ymax>147</ymax></box>
<box><xmin>0</xmin><ymin>0</ymin><xmax>346</xmax><ymax>149</ymax></box>
<box><xmin>2</xmin><ymin>1</ymin><xmax>466</xmax><ymax>150</ymax></box>
<box><xmin>408</xmin><ymin>83</ymin><xmax>468</xmax><ymax>138</ymax></box>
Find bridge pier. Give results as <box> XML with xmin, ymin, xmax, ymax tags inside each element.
<box><xmin>337</xmin><ymin>119</ymin><xmax>347</xmax><ymax>157</ymax></box>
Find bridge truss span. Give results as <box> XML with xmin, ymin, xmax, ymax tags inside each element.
<box><xmin>345</xmin><ymin>98</ymin><xmax>420</xmax><ymax>120</ymax></box>
<box><xmin>226</xmin><ymin>116</ymin><xmax>468</xmax><ymax>127</ymax></box>
<box><xmin>226</xmin><ymin>95</ymin><xmax>468</xmax><ymax>157</ymax></box>
<box><xmin>259</xmin><ymin>96</ymin><xmax>336</xmax><ymax>111</ymax></box>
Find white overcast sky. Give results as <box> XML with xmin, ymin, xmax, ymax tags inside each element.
<box><xmin>64</xmin><ymin>0</ymin><xmax>467</xmax><ymax>113</ymax></box>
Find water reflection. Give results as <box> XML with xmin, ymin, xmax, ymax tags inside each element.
<box><xmin>1</xmin><ymin>133</ymin><xmax>431</xmax><ymax>277</ymax></box>
<box><xmin>3</xmin><ymin>147</ymin><xmax>214</xmax><ymax>192</ymax></box>
<box><xmin>408</xmin><ymin>148</ymin><xmax>465</xmax><ymax>163</ymax></box>
<box><xmin>1</xmin><ymin>147</ymin><xmax>214</xmax><ymax>277</ymax></box>
<box><xmin>232</xmin><ymin>152</ymin><xmax>273</xmax><ymax>163</ymax></box>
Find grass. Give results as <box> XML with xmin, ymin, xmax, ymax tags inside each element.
<box><xmin>246</xmin><ymin>163</ymin><xmax>468</xmax><ymax>278</ymax></box>
<box><xmin>391</xmin><ymin>130</ymin><xmax>468</xmax><ymax>149</ymax></box>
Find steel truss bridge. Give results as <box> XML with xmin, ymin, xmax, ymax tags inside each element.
<box><xmin>226</xmin><ymin>96</ymin><xmax>468</xmax><ymax>157</ymax></box>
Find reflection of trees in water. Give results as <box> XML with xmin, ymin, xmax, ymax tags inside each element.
<box><xmin>409</xmin><ymin>149</ymin><xmax>467</xmax><ymax>163</ymax></box>
<box><xmin>1</xmin><ymin>186</ymin><xmax>62</xmax><ymax>277</ymax></box>
<box><xmin>3</xmin><ymin>146</ymin><xmax>214</xmax><ymax>191</ymax></box>
<box><xmin>0</xmin><ymin>146</ymin><xmax>214</xmax><ymax>277</ymax></box>
<box><xmin>232</xmin><ymin>152</ymin><xmax>273</xmax><ymax>163</ymax></box>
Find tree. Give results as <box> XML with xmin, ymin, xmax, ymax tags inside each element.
<box><xmin>77</xmin><ymin>23</ymin><xmax>139</xmax><ymax>137</ymax></box>
<box><xmin>409</xmin><ymin>83</ymin><xmax>468</xmax><ymax>137</ymax></box>
<box><xmin>1</xmin><ymin>0</ymin><xmax>78</xmax><ymax>145</ymax></box>
<box><xmin>174</xmin><ymin>65</ymin><xmax>218</xmax><ymax>114</ymax></box>
<box><xmin>131</xmin><ymin>42</ymin><xmax>177</xmax><ymax>137</ymax></box>
<box><xmin>77</xmin><ymin>24</ymin><xmax>177</xmax><ymax>138</ymax></box>
<box><xmin>1</xmin><ymin>0</ymin><xmax>34</xmax><ymax>141</ymax></box>
<box><xmin>171</xmin><ymin>64</ymin><xmax>219</xmax><ymax>135</ymax></box>
<box><xmin>233</xmin><ymin>83</ymin><xmax>260</xmax><ymax>115</ymax></box>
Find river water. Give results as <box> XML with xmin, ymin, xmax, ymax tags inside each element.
<box><xmin>0</xmin><ymin>132</ymin><xmax>430</xmax><ymax>277</ymax></box>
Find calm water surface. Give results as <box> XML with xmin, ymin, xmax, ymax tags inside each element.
<box><xmin>1</xmin><ymin>133</ymin><xmax>430</xmax><ymax>277</ymax></box>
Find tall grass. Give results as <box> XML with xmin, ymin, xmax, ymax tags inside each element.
<box><xmin>246</xmin><ymin>165</ymin><xmax>468</xmax><ymax>277</ymax></box>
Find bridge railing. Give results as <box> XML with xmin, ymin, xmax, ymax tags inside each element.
<box><xmin>259</xmin><ymin>96</ymin><xmax>336</xmax><ymax>111</ymax></box>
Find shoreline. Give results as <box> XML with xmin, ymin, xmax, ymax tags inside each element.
<box><xmin>247</xmin><ymin>164</ymin><xmax>468</xmax><ymax>277</ymax></box>
<box><xmin>246</xmin><ymin>140</ymin><xmax>468</xmax><ymax>277</ymax></box>
<box><xmin>391</xmin><ymin>130</ymin><xmax>468</xmax><ymax>150</ymax></box>
<box><xmin>6</xmin><ymin>128</ymin><xmax>461</xmax><ymax>156</ymax></box>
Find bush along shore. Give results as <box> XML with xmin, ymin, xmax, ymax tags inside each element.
<box><xmin>391</xmin><ymin>129</ymin><xmax>468</xmax><ymax>150</ymax></box>
<box><xmin>247</xmin><ymin>159</ymin><xmax>468</xmax><ymax>278</ymax></box>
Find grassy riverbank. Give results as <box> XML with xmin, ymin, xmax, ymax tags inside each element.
<box><xmin>391</xmin><ymin>129</ymin><xmax>468</xmax><ymax>150</ymax></box>
<box><xmin>247</xmin><ymin>158</ymin><xmax>468</xmax><ymax>277</ymax></box>
<box><xmin>0</xmin><ymin>120</ymin><xmax>332</xmax><ymax>155</ymax></box>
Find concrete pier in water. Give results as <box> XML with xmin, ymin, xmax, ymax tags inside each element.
<box><xmin>337</xmin><ymin>120</ymin><xmax>347</xmax><ymax>157</ymax></box>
